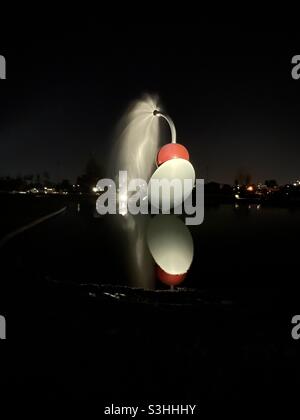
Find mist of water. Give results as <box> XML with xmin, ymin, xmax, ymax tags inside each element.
<box><xmin>109</xmin><ymin>94</ymin><xmax>161</xmax><ymax>183</ymax></box>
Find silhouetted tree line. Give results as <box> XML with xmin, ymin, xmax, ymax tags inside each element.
<box><xmin>0</xmin><ymin>156</ymin><xmax>104</xmax><ymax>193</ymax></box>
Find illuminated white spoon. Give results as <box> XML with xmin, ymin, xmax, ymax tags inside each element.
<box><xmin>148</xmin><ymin>158</ymin><xmax>195</xmax><ymax>210</ymax></box>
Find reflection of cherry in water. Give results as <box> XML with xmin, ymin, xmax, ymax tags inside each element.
<box><xmin>156</xmin><ymin>265</ymin><xmax>186</xmax><ymax>286</ymax></box>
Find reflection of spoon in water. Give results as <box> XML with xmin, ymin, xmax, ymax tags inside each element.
<box><xmin>149</xmin><ymin>110</ymin><xmax>195</xmax><ymax>210</ymax></box>
<box><xmin>146</xmin><ymin>215</ymin><xmax>194</xmax><ymax>288</ymax></box>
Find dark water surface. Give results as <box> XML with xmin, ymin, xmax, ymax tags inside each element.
<box><xmin>2</xmin><ymin>194</ymin><xmax>299</xmax><ymax>290</ymax></box>
<box><xmin>0</xmin><ymin>195</ymin><xmax>299</xmax><ymax>407</ymax></box>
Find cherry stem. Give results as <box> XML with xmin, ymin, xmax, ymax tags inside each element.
<box><xmin>153</xmin><ymin>110</ymin><xmax>177</xmax><ymax>144</ymax></box>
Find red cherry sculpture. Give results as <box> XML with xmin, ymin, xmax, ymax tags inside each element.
<box><xmin>156</xmin><ymin>265</ymin><xmax>187</xmax><ymax>286</ymax></box>
<box><xmin>156</xmin><ymin>143</ymin><xmax>190</xmax><ymax>166</ymax></box>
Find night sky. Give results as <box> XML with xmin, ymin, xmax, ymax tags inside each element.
<box><xmin>1</xmin><ymin>24</ymin><xmax>300</xmax><ymax>184</ymax></box>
